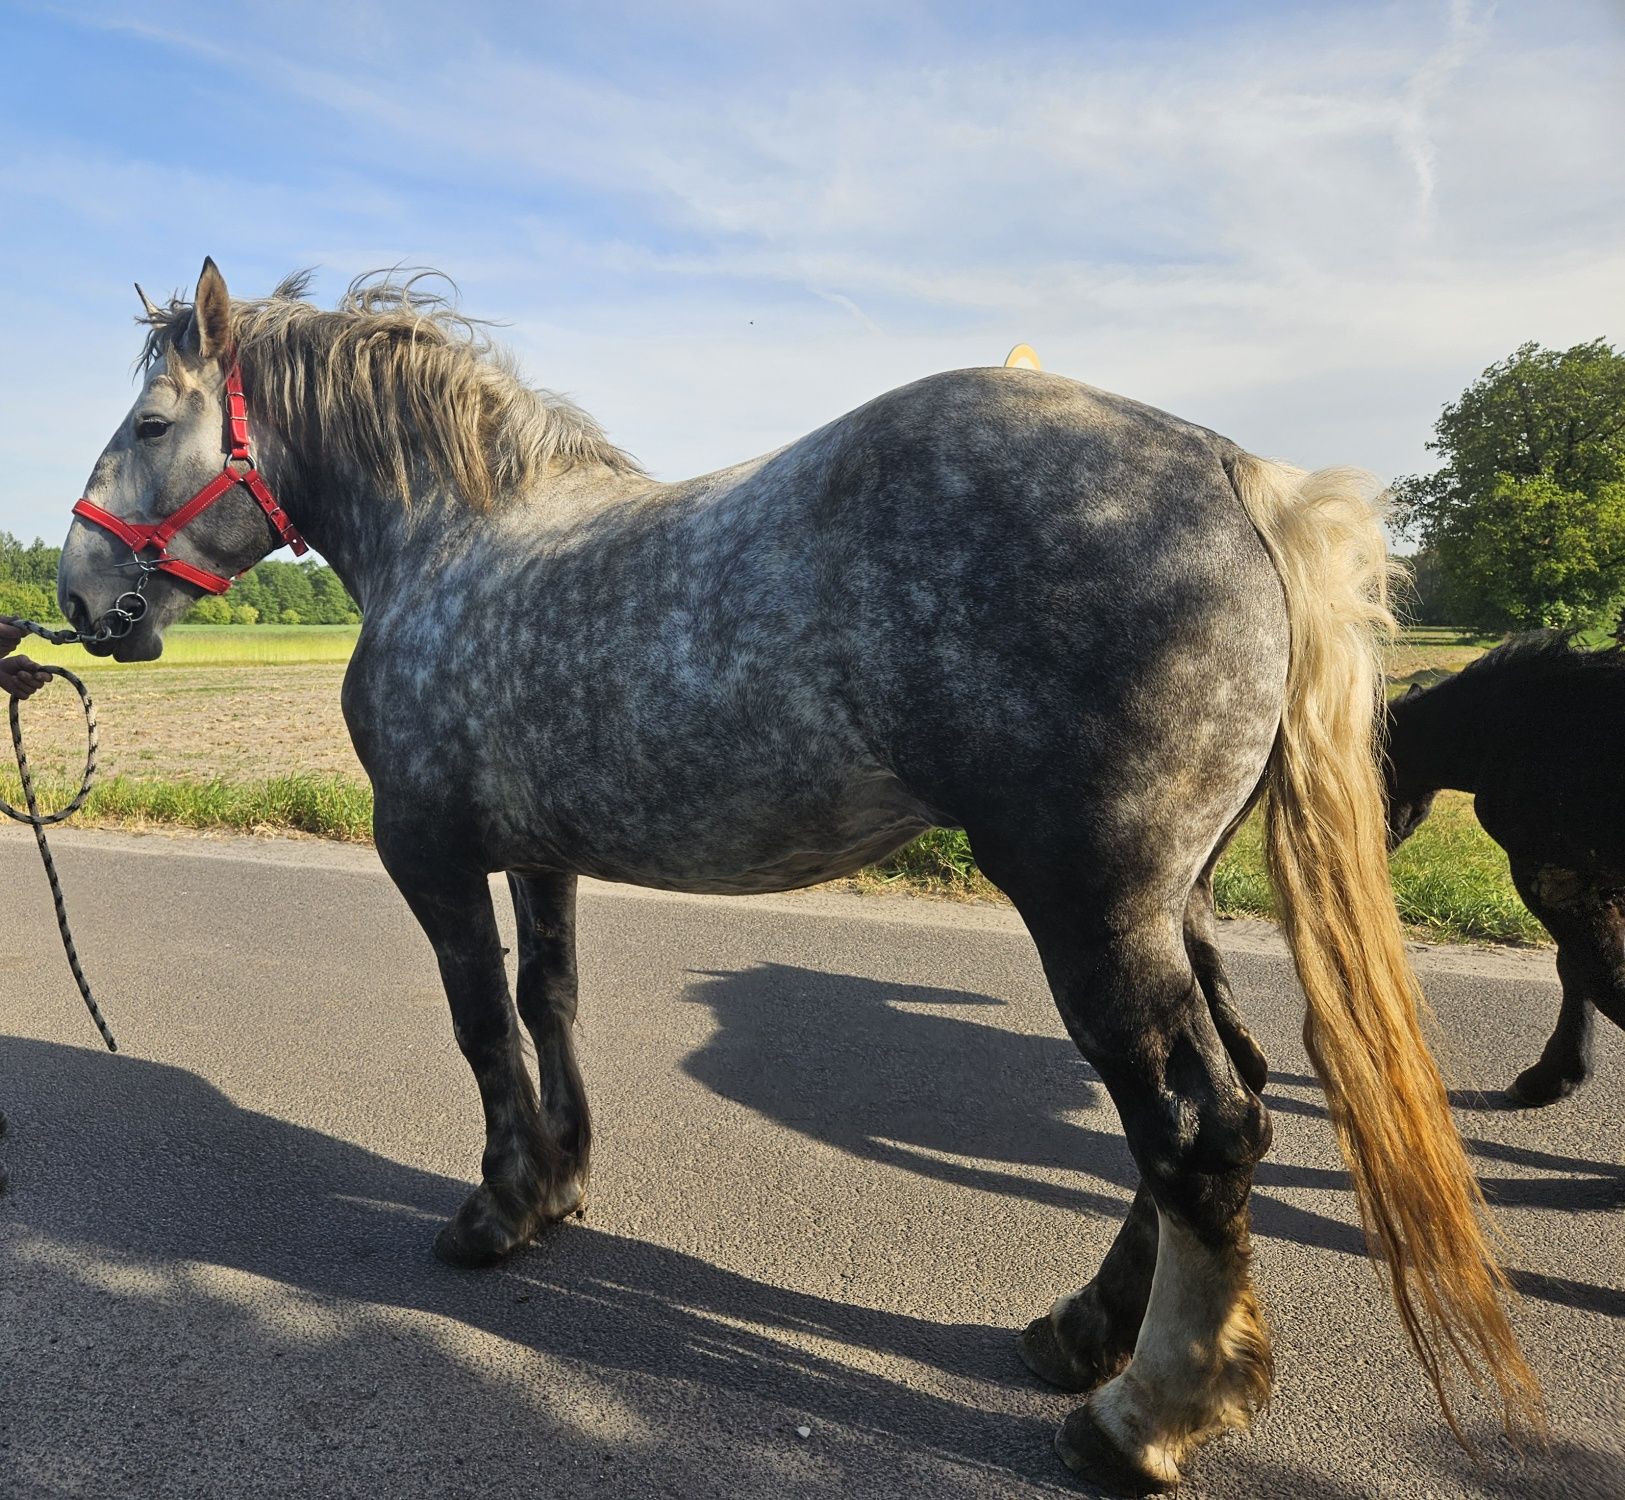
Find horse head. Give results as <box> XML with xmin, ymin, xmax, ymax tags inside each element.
<box><xmin>1382</xmin><ymin>681</ymin><xmax>1439</xmax><ymax>850</ymax></box>
<box><xmin>57</xmin><ymin>257</ymin><xmax>296</xmax><ymax>661</ymax></box>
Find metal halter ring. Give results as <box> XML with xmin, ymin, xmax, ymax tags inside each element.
<box><xmin>94</xmin><ymin>596</ymin><xmax>146</xmax><ymax>640</ymax></box>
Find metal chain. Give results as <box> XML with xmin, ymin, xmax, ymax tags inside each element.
<box><xmin>0</xmin><ymin>615</ymin><xmax>117</xmax><ymax>1052</ymax></box>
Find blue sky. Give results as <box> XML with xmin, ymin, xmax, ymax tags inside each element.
<box><xmin>2</xmin><ymin>0</ymin><xmax>1621</xmax><ymax>546</ymax></box>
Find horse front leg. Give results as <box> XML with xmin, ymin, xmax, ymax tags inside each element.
<box><xmin>1510</xmin><ymin>961</ymin><xmax>1596</xmax><ymax>1106</ymax></box>
<box><xmin>1508</xmin><ymin>863</ymin><xmax>1604</xmax><ymax>1107</ymax></box>
<box><xmin>507</xmin><ymin>870</ymin><xmax>591</xmax><ymax>1219</ymax></box>
<box><xmin>378</xmin><ymin>831</ymin><xmax>558</xmax><ymax>1267</ymax></box>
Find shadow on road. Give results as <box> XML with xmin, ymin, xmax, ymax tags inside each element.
<box><xmin>679</xmin><ymin>966</ymin><xmax>1625</xmax><ymax>1317</ymax></box>
<box><xmin>4</xmin><ymin>964</ymin><xmax>1621</xmax><ymax>1496</ymax></box>
<box><xmin>0</xmin><ymin>1036</ymin><xmax>1076</xmax><ymax>1496</ymax></box>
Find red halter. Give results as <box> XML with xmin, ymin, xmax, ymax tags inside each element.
<box><xmin>72</xmin><ymin>362</ymin><xmax>307</xmax><ymax>595</ymax></box>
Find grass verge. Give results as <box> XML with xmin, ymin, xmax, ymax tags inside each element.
<box><xmin>2</xmin><ymin>772</ymin><xmax>373</xmax><ymax>842</ymax></box>
<box><xmin>1207</xmin><ymin>795</ymin><xmax>1545</xmax><ymax>946</ymax></box>
<box><xmin>1</xmin><ymin>772</ymin><xmax>1546</xmax><ymax>948</ymax></box>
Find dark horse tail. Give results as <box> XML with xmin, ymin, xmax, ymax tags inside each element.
<box><xmin>1228</xmin><ymin>454</ymin><xmax>1543</xmax><ymax>1442</ymax></box>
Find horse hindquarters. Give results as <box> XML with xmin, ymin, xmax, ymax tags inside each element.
<box><xmin>981</xmin><ymin>456</ymin><xmax>1539</xmax><ymax>1488</ymax></box>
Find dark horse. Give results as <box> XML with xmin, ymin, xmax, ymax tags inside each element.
<box><xmin>54</xmin><ymin>260</ymin><xmax>1537</xmax><ymax>1491</ymax></box>
<box><xmin>1386</xmin><ymin>632</ymin><xmax>1625</xmax><ymax>1106</ymax></box>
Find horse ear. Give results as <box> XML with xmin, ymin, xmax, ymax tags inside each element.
<box><xmin>1402</xmin><ymin>682</ymin><xmax>1424</xmax><ymax>700</ymax></box>
<box><xmin>193</xmin><ymin>256</ymin><xmax>232</xmax><ymax>362</ymax></box>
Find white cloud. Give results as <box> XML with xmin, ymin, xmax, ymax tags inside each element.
<box><xmin>2</xmin><ymin>0</ymin><xmax>1622</xmax><ymax>541</ymax></box>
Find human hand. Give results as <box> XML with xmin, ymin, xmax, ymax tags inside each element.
<box><xmin>0</xmin><ymin>620</ymin><xmax>23</xmax><ymax>656</ymax></box>
<box><xmin>0</xmin><ymin>656</ymin><xmax>50</xmax><ymax>699</ymax></box>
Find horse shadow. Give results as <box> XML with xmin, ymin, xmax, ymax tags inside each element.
<box><xmin>0</xmin><ymin>1035</ymin><xmax>1077</xmax><ymax>1497</ymax></box>
<box><xmin>678</xmin><ymin>967</ymin><xmax>1625</xmax><ymax>1316</ymax></box>
<box><xmin>5</xmin><ymin>954</ymin><xmax>1621</xmax><ymax>1495</ymax></box>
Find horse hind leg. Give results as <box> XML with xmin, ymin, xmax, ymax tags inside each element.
<box><xmin>1186</xmin><ymin>859</ymin><xmax>1269</xmax><ymax>1094</ymax></box>
<box><xmin>1020</xmin><ymin>856</ymin><xmax>1269</xmax><ymax>1402</ymax></box>
<box><xmin>1019</xmin><ymin>1184</ymin><xmax>1159</xmax><ymax>1395</ymax></box>
<box><xmin>990</xmin><ymin>854</ymin><xmax>1274</xmax><ymax>1492</ymax></box>
<box><xmin>507</xmin><ymin>871</ymin><xmax>591</xmax><ymax>1218</ymax></box>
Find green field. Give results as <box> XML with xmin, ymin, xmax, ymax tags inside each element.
<box><xmin>20</xmin><ymin>623</ymin><xmax>359</xmax><ymax>670</ymax></box>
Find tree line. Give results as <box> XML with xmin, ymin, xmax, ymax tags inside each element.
<box><xmin>1395</xmin><ymin>338</ymin><xmax>1625</xmax><ymax>631</ymax></box>
<box><xmin>0</xmin><ymin>540</ymin><xmax>359</xmax><ymax>627</ymax></box>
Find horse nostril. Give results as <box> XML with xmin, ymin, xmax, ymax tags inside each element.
<box><xmin>67</xmin><ymin>593</ymin><xmax>91</xmax><ymax>631</ymax></box>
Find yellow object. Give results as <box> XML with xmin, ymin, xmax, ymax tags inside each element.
<box><xmin>1004</xmin><ymin>343</ymin><xmax>1042</xmax><ymax>371</ymax></box>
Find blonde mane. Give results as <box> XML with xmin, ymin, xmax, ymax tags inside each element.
<box><xmin>137</xmin><ymin>270</ymin><xmax>642</xmax><ymax>507</ymax></box>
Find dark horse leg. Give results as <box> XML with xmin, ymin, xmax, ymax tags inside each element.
<box><xmin>376</xmin><ymin>822</ymin><xmax>583</xmax><ymax>1266</ymax></box>
<box><xmin>1020</xmin><ymin>822</ymin><xmax>1274</xmax><ymax>1397</ymax></box>
<box><xmin>987</xmin><ymin>841</ymin><xmax>1273</xmax><ymax>1492</ymax></box>
<box><xmin>1507</xmin><ymin>863</ymin><xmax>1623</xmax><ymax>1107</ymax></box>
<box><xmin>1019</xmin><ymin>842</ymin><xmax>1271</xmax><ymax>1396</ymax></box>
<box><xmin>507</xmin><ymin>870</ymin><xmax>592</xmax><ymax>1214</ymax></box>
<box><xmin>1186</xmin><ymin>858</ymin><xmax>1269</xmax><ymax>1095</ymax></box>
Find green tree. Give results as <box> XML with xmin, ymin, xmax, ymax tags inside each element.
<box><xmin>1394</xmin><ymin>339</ymin><xmax>1625</xmax><ymax>630</ymax></box>
<box><xmin>0</xmin><ymin>579</ymin><xmax>58</xmax><ymax>622</ymax></box>
<box><xmin>309</xmin><ymin>566</ymin><xmax>358</xmax><ymax>624</ymax></box>
<box><xmin>0</xmin><ymin>534</ymin><xmax>64</xmax><ymax>620</ymax></box>
<box><xmin>1434</xmin><ymin>475</ymin><xmax>1625</xmax><ymax>629</ymax></box>
<box><xmin>0</xmin><ymin>531</ymin><xmax>358</xmax><ymax>629</ymax></box>
<box><xmin>1394</xmin><ymin>545</ymin><xmax>1453</xmax><ymax>627</ymax></box>
<box><xmin>185</xmin><ymin>595</ymin><xmax>234</xmax><ymax>625</ymax></box>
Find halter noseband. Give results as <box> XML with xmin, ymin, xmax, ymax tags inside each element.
<box><xmin>72</xmin><ymin>361</ymin><xmax>307</xmax><ymax>598</ymax></box>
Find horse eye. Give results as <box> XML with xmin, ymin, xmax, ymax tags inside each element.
<box><xmin>135</xmin><ymin>416</ymin><xmax>172</xmax><ymax>441</ymax></box>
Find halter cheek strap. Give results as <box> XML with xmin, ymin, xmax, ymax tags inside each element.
<box><xmin>72</xmin><ymin>362</ymin><xmax>307</xmax><ymax>595</ymax></box>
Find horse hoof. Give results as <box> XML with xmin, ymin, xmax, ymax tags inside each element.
<box><xmin>1508</xmin><ymin>1067</ymin><xmax>1582</xmax><ymax>1108</ymax></box>
<box><xmin>1234</xmin><ymin>1035</ymin><xmax>1269</xmax><ymax>1095</ymax></box>
<box><xmin>541</xmin><ymin>1176</ymin><xmax>588</xmax><ymax>1223</ymax></box>
<box><xmin>1055</xmin><ymin>1404</ymin><xmax>1176</xmax><ymax>1496</ymax></box>
<box><xmin>433</xmin><ymin>1219</ymin><xmax>516</xmax><ymax>1269</ymax></box>
<box><xmin>432</xmin><ymin>1188</ymin><xmax>528</xmax><ymax>1269</ymax></box>
<box><xmin>1018</xmin><ymin>1314</ymin><xmax>1127</xmax><ymax>1394</ymax></box>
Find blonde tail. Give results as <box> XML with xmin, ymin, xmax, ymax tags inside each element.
<box><xmin>1228</xmin><ymin>453</ymin><xmax>1543</xmax><ymax>1440</ymax></box>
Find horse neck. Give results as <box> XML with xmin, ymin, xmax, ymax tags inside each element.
<box><xmin>1387</xmin><ymin>676</ymin><xmax>1487</xmax><ymax>796</ymax></box>
<box><xmin>259</xmin><ymin>435</ymin><xmax>649</xmax><ymax>612</ymax></box>
<box><xmin>256</xmin><ymin>448</ymin><xmax>418</xmax><ymax>610</ymax></box>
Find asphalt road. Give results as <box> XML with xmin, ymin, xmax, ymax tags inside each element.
<box><xmin>0</xmin><ymin>829</ymin><xmax>1620</xmax><ymax>1500</ymax></box>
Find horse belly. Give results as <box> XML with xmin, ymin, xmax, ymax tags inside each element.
<box><xmin>494</xmin><ymin>751</ymin><xmax>935</xmax><ymax>896</ymax></box>
<box><xmin>649</xmin><ymin>800</ymin><xmax>933</xmax><ymax>895</ymax></box>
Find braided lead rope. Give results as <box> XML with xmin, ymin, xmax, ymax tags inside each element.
<box><xmin>0</xmin><ymin>617</ymin><xmax>117</xmax><ymax>1051</ymax></box>
<box><xmin>0</xmin><ymin>613</ymin><xmax>93</xmax><ymax>648</ymax></box>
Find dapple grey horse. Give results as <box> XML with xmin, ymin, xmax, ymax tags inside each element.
<box><xmin>56</xmin><ymin>260</ymin><xmax>1537</xmax><ymax>1492</ymax></box>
